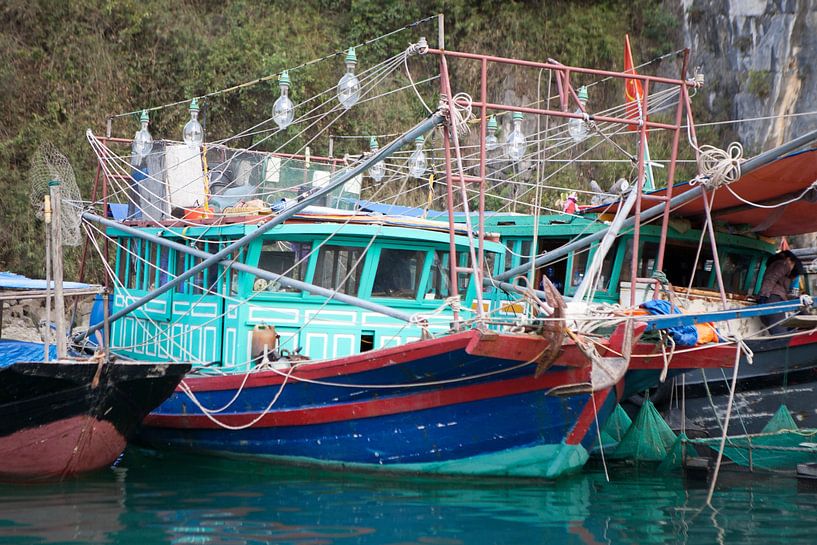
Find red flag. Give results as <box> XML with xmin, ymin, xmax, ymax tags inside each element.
<box><xmin>624</xmin><ymin>34</ymin><xmax>644</xmax><ymax>131</ymax></box>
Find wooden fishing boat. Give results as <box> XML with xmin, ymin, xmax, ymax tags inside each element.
<box><xmin>74</xmin><ymin>19</ymin><xmax>817</xmax><ymax>478</ymax></box>
<box><xmin>0</xmin><ymin>274</ymin><xmax>190</xmax><ymax>481</ymax></box>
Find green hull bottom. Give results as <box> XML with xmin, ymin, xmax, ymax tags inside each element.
<box><xmin>210</xmin><ymin>441</ymin><xmax>591</xmax><ymax>480</ymax></box>
<box><xmin>396</xmin><ymin>442</ymin><xmax>590</xmax><ymax>479</ymax></box>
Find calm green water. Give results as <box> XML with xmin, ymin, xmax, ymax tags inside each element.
<box><xmin>1</xmin><ymin>450</ymin><xmax>816</xmax><ymax>545</ymax></box>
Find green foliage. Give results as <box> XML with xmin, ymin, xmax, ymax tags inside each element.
<box><xmin>0</xmin><ymin>0</ymin><xmax>713</xmax><ymax>280</ymax></box>
<box><xmin>747</xmin><ymin>70</ymin><xmax>772</xmax><ymax>100</ymax></box>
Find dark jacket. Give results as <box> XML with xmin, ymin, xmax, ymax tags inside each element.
<box><xmin>759</xmin><ymin>259</ymin><xmax>793</xmax><ymax>301</ymax></box>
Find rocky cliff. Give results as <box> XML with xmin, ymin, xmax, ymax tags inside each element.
<box><xmin>680</xmin><ymin>0</ymin><xmax>817</xmax><ymax>152</ymax></box>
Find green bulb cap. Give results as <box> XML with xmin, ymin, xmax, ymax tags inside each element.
<box><xmin>578</xmin><ymin>86</ymin><xmax>589</xmax><ymax>102</ymax></box>
<box><xmin>487</xmin><ymin>115</ymin><xmax>498</xmax><ymax>131</ymax></box>
<box><xmin>415</xmin><ymin>135</ymin><xmax>425</xmax><ymax>144</ymax></box>
<box><xmin>279</xmin><ymin>70</ymin><xmax>291</xmax><ymax>86</ymax></box>
<box><xmin>369</xmin><ymin>136</ymin><xmax>379</xmax><ymax>150</ymax></box>
<box><xmin>512</xmin><ymin>112</ymin><xmax>524</xmax><ymax>121</ymax></box>
<box><xmin>345</xmin><ymin>47</ymin><xmax>357</xmax><ymax>64</ymax></box>
<box><xmin>140</xmin><ymin>109</ymin><xmax>149</xmax><ymax>123</ymax></box>
<box><xmin>189</xmin><ymin>98</ymin><xmax>199</xmax><ymax>112</ymax></box>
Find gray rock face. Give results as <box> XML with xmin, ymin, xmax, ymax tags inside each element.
<box><xmin>681</xmin><ymin>0</ymin><xmax>817</xmax><ymax>151</ymax></box>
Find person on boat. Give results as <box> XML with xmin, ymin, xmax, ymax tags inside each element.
<box><xmin>758</xmin><ymin>250</ymin><xmax>803</xmax><ymax>335</ymax></box>
<box><xmin>563</xmin><ymin>192</ymin><xmax>579</xmax><ymax>214</ymax></box>
<box><xmin>540</xmin><ymin>266</ymin><xmax>564</xmax><ymax>294</ymax></box>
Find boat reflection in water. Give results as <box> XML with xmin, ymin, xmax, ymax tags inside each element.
<box><xmin>1</xmin><ymin>450</ymin><xmax>817</xmax><ymax>544</ymax></box>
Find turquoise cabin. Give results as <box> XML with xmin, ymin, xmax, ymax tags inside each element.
<box><xmin>481</xmin><ymin>212</ymin><xmax>778</xmax><ymax>304</ymax></box>
<box><xmin>106</xmin><ymin>215</ymin><xmax>515</xmax><ymax>370</ymax></box>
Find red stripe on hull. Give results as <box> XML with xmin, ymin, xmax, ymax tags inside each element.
<box><xmin>181</xmin><ymin>330</ymin><xmax>580</xmax><ymax>394</ymax></box>
<box><xmin>0</xmin><ymin>416</ymin><xmax>126</xmax><ymax>481</ymax></box>
<box><xmin>146</xmin><ymin>367</ymin><xmax>591</xmax><ymax>430</ymax></box>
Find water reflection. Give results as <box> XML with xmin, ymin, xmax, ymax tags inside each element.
<box><xmin>0</xmin><ymin>469</ymin><xmax>126</xmax><ymax>544</ymax></box>
<box><xmin>1</xmin><ymin>450</ymin><xmax>817</xmax><ymax>544</ymax></box>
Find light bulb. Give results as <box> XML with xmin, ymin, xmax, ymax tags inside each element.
<box><xmin>506</xmin><ymin>112</ymin><xmax>526</xmax><ymax>162</ymax></box>
<box><xmin>273</xmin><ymin>70</ymin><xmax>295</xmax><ymax>129</ymax></box>
<box><xmin>337</xmin><ymin>47</ymin><xmax>360</xmax><ymax>110</ymax></box>
<box><xmin>568</xmin><ymin>85</ymin><xmax>589</xmax><ymax>143</ymax></box>
<box><xmin>485</xmin><ymin>114</ymin><xmax>499</xmax><ymax>152</ymax></box>
<box><xmin>367</xmin><ymin>136</ymin><xmax>385</xmax><ymax>181</ymax></box>
<box><xmin>133</xmin><ymin>109</ymin><xmax>153</xmax><ymax>160</ymax></box>
<box><xmin>408</xmin><ymin>135</ymin><xmax>427</xmax><ymax>178</ymax></box>
<box><xmin>183</xmin><ymin>98</ymin><xmax>203</xmax><ymax>147</ymax></box>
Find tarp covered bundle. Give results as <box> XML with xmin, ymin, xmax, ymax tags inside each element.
<box><xmin>0</xmin><ymin>271</ymin><xmax>91</xmax><ymax>291</ymax></box>
<box><xmin>0</xmin><ymin>340</ymin><xmax>56</xmax><ymax>367</ymax></box>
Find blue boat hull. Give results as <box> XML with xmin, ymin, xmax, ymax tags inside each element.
<box><xmin>138</xmin><ymin>330</ymin><xmax>615</xmax><ymax>478</ymax></box>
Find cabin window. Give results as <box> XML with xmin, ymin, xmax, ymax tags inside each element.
<box><xmin>255</xmin><ymin>241</ymin><xmax>311</xmax><ymax>293</ymax></box>
<box><xmin>482</xmin><ymin>252</ymin><xmax>497</xmax><ymax>293</ymax></box>
<box><xmin>203</xmin><ymin>242</ymin><xmax>221</xmax><ymax>293</ymax></box>
<box><xmin>720</xmin><ymin>252</ymin><xmax>755</xmax><ymax>294</ymax></box>
<box><xmin>596</xmin><ymin>249</ymin><xmax>616</xmax><ymax>292</ymax></box>
<box><xmin>660</xmin><ymin>241</ymin><xmax>715</xmax><ymax>290</ymax></box>
<box><xmin>372</xmin><ymin>248</ymin><xmax>427</xmax><ymax>298</ymax></box>
<box><xmin>158</xmin><ymin>246</ymin><xmax>170</xmax><ymax>287</ymax></box>
<box><xmin>618</xmin><ymin>240</ymin><xmax>659</xmax><ymax>285</ymax></box>
<box><xmin>116</xmin><ymin>240</ymin><xmax>127</xmax><ymax>288</ymax></box>
<box><xmin>313</xmin><ymin>245</ymin><xmax>364</xmax><ymax>295</ymax></box>
<box><xmin>503</xmin><ymin>241</ymin><xmax>515</xmax><ymax>271</ymax></box>
<box><xmin>457</xmin><ymin>251</ymin><xmax>471</xmax><ymax>293</ymax></box>
<box><xmin>229</xmin><ymin>249</ymin><xmax>245</xmax><ymax>296</ymax></box>
<box><xmin>570</xmin><ymin>248</ymin><xmax>590</xmax><ymax>288</ymax></box>
<box><xmin>126</xmin><ymin>239</ymin><xmax>138</xmax><ymax>290</ymax></box>
<box><xmin>426</xmin><ymin>250</ymin><xmax>450</xmax><ymax>299</ymax></box>
<box><xmin>520</xmin><ymin>240</ymin><xmax>532</xmax><ymax>264</ymax></box>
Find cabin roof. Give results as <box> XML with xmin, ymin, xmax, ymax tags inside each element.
<box><xmin>582</xmin><ymin>148</ymin><xmax>817</xmax><ymax>237</ymax></box>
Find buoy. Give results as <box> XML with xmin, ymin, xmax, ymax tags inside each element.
<box><xmin>251</xmin><ymin>324</ymin><xmax>278</xmax><ymax>364</ymax></box>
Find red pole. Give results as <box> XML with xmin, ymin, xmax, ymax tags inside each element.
<box><xmin>426</xmin><ymin>48</ymin><xmax>694</xmax><ymax>88</ymax></box>
<box><xmin>439</xmin><ymin>55</ymin><xmax>460</xmax><ymax>321</ymax></box>
<box><xmin>478</xmin><ymin>57</ymin><xmax>487</xmax><ymax>289</ymax></box>
<box><xmin>629</xmin><ymin>79</ymin><xmax>650</xmax><ymax>308</ymax></box>
<box><xmin>653</xmin><ymin>50</ymin><xmax>690</xmax><ymax>279</ymax></box>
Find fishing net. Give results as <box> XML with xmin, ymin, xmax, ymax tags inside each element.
<box><xmin>689</xmin><ymin>405</ymin><xmax>817</xmax><ymax>471</ymax></box>
<box><xmin>610</xmin><ymin>399</ymin><xmax>677</xmax><ymax>461</ymax></box>
<box><xmin>594</xmin><ymin>403</ymin><xmax>633</xmax><ymax>452</ymax></box>
<box><xmin>28</xmin><ymin>143</ymin><xmax>83</xmax><ymax>246</ymax></box>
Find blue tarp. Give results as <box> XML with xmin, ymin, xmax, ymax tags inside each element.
<box><xmin>0</xmin><ymin>340</ymin><xmax>55</xmax><ymax>367</ymax></box>
<box><xmin>641</xmin><ymin>299</ymin><xmax>699</xmax><ymax>347</ymax></box>
<box><xmin>108</xmin><ymin>203</ymin><xmax>130</xmax><ymax>221</ymax></box>
<box><xmin>0</xmin><ymin>271</ymin><xmax>91</xmax><ymax>291</ymax></box>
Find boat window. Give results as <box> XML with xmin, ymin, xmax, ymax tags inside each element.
<box><xmin>372</xmin><ymin>248</ymin><xmax>427</xmax><ymax>299</ymax></box>
<box><xmin>570</xmin><ymin>248</ymin><xmax>590</xmax><ymax>288</ymax></box>
<box><xmin>618</xmin><ymin>240</ymin><xmax>660</xmax><ymax>285</ymax></box>
<box><xmin>204</xmin><ymin>242</ymin><xmax>221</xmax><ymax>293</ymax></box>
<box><xmin>503</xmin><ymin>241</ymin><xmax>515</xmax><ymax>271</ymax></box>
<box><xmin>126</xmin><ymin>239</ymin><xmax>138</xmax><ymax>290</ymax></box>
<box><xmin>229</xmin><ymin>248</ymin><xmax>245</xmax><ymax>296</ymax></box>
<box><xmin>482</xmin><ymin>252</ymin><xmax>497</xmax><ymax>293</ymax></box>
<box><xmin>520</xmin><ymin>240</ymin><xmax>532</xmax><ymax>264</ymax></box>
<box><xmin>157</xmin><ymin>246</ymin><xmax>170</xmax><ymax>287</ymax></box>
<box><xmin>720</xmin><ymin>252</ymin><xmax>755</xmax><ymax>294</ymax></box>
<box><xmin>596</xmin><ymin>249</ymin><xmax>616</xmax><ymax>292</ymax></box>
<box><xmin>175</xmin><ymin>251</ymin><xmax>187</xmax><ymax>294</ymax></box>
<box><xmin>116</xmin><ymin>239</ymin><xmax>127</xmax><ymax>288</ymax></box>
<box><xmin>255</xmin><ymin>241</ymin><xmax>312</xmax><ymax>292</ymax></box>
<box><xmin>660</xmin><ymin>241</ymin><xmax>715</xmax><ymax>289</ymax></box>
<box><xmin>426</xmin><ymin>250</ymin><xmax>450</xmax><ymax>299</ymax></box>
<box><xmin>457</xmin><ymin>251</ymin><xmax>471</xmax><ymax>293</ymax></box>
<box><xmin>313</xmin><ymin>245</ymin><xmax>365</xmax><ymax>295</ymax></box>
